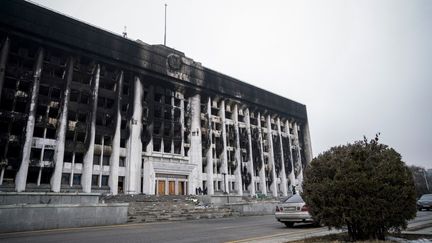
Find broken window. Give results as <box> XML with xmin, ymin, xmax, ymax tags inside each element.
<box><xmin>164</xmin><ymin>107</ymin><xmax>171</xmax><ymax>120</ymax></box>
<box><xmin>122</xmin><ymin>85</ymin><xmax>129</xmax><ymax>96</ymax></box>
<box><xmin>153</xmin><ymin>122</ymin><xmax>162</xmax><ymax>135</ymax></box>
<box><xmin>30</xmin><ymin>148</ymin><xmax>42</xmax><ymax>161</ymax></box>
<box><xmin>96</xmin><ymin>115</ymin><xmax>103</xmax><ymax>126</ymax></box>
<box><xmin>33</xmin><ymin>127</ymin><xmax>44</xmax><ymax>138</ymax></box>
<box><xmin>164</xmin><ymin>139</ymin><xmax>171</xmax><ymax>153</ymax></box>
<box><xmin>174</xmin><ymin>140</ymin><xmax>181</xmax><ymax>154</ymax></box>
<box><xmin>105</xmin><ymin>115</ymin><xmax>113</xmax><ymax>127</ymax></box>
<box><xmin>68</xmin><ymin>110</ymin><xmax>77</xmax><ymax>122</ymax></box>
<box><xmin>3</xmin><ymin>77</ymin><xmax>16</xmax><ymax>90</ymax></box>
<box><xmin>74</xmin><ymin>153</ymin><xmax>83</xmax><ymax>163</ymax></box>
<box><xmin>165</xmin><ymin>95</ymin><xmax>171</xmax><ymax>105</ymax></box>
<box><xmin>154</xmin><ymin>106</ymin><xmax>162</xmax><ymax>118</ymax></box>
<box><xmin>70</xmin><ymin>90</ymin><xmax>79</xmax><ymax>102</ymax></box>
<box><xmin>76</xmin><ymin>132</ymin><xmax>85</xmax><ymax>143</ymax></box>
<box><xmin>51</xmin><ymin>88</ymin><xmax>61</xmax><ymax>100</ymax></box>
<box><xmin>104</xmin><ymin>136</ymin><xmax>112</xmax><ymax>146</ymax></box>
<box><xmin>173</xmin><ymin>108</ymin><xmax>181</xmax><ymax>122</ymax></box>
<box><xmin>153</xmin><ymin>137</ymin><xmax>161</xmax><ymax>152</ymax></box>
<box><xmin>66</xmin><ymin>131</ymin><xmax>74</xmax><ymax>141</ymax></box>
<box><xmin>121</xmin><ymin>104</ymin><xmax>128</xmax><ymax>112</ymax></box>
<box><xmin>14</xmin><ymin>101</ymin><xmax>26</xmax><ymax>113</ymax></box>
<box><xmin>0</xmin><ymin>120</ymin><xmax>9</xmax><ymax>134</ymax></box>
<box><xmin>64</xmin><ymin>151</ymin><xmax>73</xmax><ymax>162</ymax></box>
<box><xmin>120</xmin><ymin>139</ymin><xmax>126</xmax><ymax>148</ymax></box>
<box><xmin>0</xmin><ymin>97</ymin><xmax>13</xmax><ymax>111</ymax></box>
<box><xmin>106</xmin><ymin>98</ymin><xmax>114</xmax><ymax>109</ymax></box>
<box><xmin>174</xmin><ymin>98</ymin><xmax>180</xmax><ymax>107</ymax></box>
<box><xmin>121</xmin><ymin>119</ymin><xmax>127</xmax><ymax>129</ymax></box>
<box><xmin>43</xmin><ymin>149</ymin><xmax>54</xmax><ymax>161</ymax></box>
<box><xmin>98</xmin><ymin>97</ymin><xmax>105</xmax><ymax>107</ymax></box>
<box><xmin>39</xmin><ymin>85</ymin><xmax>50</xmax><ymax>96</ymax></box>
<box><xmin>77</xmin><ymin>113</ymin><xmax>87</xmax><ymax>122</ymax></box>
<box><xmin>36</xmin><ymin>105</ymin><xmax>47</xmax><ymax>117</ymax></box>
<box><xmin>80</xmin><ymin>93</ymin><xmax>89</xmax><ymax>104</ymax></box>
<box><xmin>154</xmin><ymin>93</ymin><xmax>162</xmax><ymax>103</ymax></box>
<box><xmin>48</xmin><ymin>107</ymin><xmax>59</xmax><ymax>118</ymax></box>
<box><xmin>45</xmin><ymin>128</ymin><xmax>56</xmax><ymax>139</ymax></box>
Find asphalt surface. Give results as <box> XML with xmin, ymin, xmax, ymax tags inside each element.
<box><xmin>0</xmin><ymin>211</ymin><xmax>430</xmax><ymax>243</ymax></box>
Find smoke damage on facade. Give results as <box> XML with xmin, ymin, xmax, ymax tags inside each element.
<box><xmin>0</xmin><ymin>1</ymin><xmax>312</xmax><ymax>197</ymax></box>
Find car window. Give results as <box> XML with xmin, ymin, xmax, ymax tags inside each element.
<box><xmin>420</xmin><ymin>194</ymin><xmax>432</xmax><ymax>200</ymax></box>
<box><xmin>284</xmin><ymin>194</ymin><xmax>304</xmax><ymax>203</ymax></box>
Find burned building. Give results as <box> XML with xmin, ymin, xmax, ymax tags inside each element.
<box><xmin>0</xmin><ymin>1</ymin><xmax>312</xmax><ymax>197</ymax></box>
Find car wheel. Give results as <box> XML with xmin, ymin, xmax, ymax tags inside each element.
<box><xmin>418</xmin><ymin>207</ymin><xmax>423</xmax><ymax>211</ymax></box>
<box><xmin>284</xmin><ymin>222</ymin><xmax>294</xmax><ymax>228</ymax></box>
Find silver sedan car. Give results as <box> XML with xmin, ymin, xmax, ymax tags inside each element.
<box><xmin>275</xmin><ymin>194</ymin><xmax>316</xmax><ymax>227</ymax></box>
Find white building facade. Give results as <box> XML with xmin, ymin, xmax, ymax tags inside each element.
<box><xmin>0</xmin><ymin>1</ymin><xmax>312</xmax><ymax>197</ymax></box>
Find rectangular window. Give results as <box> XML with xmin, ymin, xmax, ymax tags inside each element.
<box><xmin>61</xmin><ymin>173</ymin><xmax>70</xmax><ymax>185</ymax></box>
<box><xmin>92</xmin><ymin>175</ymin><xmax>99</xmax><ymax>186</ymax></box>
<box><xmin>101</xmin><ymin>175</ymin><xmax>109</xmax><ymax>186</ymax></box>
<box><xmin>102</xmin><ymin>156</ymin><xmax>110</xmax><ymax>166</ymax></box>
<box><xmin>43</xmin><ymin>149</ymin><xmax>55</xmax><ymax>161</ymax></box>
<box><xmin>93</xmin><ymin>155</ymin><xmax>100</xmax><ymax>165</ymax></box>
<box><xmin>73</xmin><ymin>174</ymin><xmax>81</xmax><ymax>185</ymax></box>
<box><xmin>119</xmin><ymin>157</ymin><xmax>125</xmax><ymax>167</ymax></box>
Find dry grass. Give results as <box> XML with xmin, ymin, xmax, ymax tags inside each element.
<box><xmin>287</xmin><ymin>232</ymin><xmax>432</xmax><ymax>242</ymax></box>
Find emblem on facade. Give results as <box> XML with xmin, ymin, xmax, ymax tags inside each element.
<box><xmin>167</xmin><ymin>54</ymin><xmax>182</xmax><ymax>71</ymax></box>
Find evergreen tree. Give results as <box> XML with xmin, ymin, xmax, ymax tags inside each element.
<box><xmin>303</xmin><ymin>135</ymin><xmax>417</xmax><ymax>241</ymax></box>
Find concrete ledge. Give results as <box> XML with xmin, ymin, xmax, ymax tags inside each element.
<box><xmin>0</xmin><ymin>192</ymin><xmax>101</xmax><ymax>205</ymax></box>
<box><xmin>225</xmin><ymin>201</ymin><xmax>279</xmax><ymax>216</ymax></box>
<box><xmin>0</xmin><ymin>203</ymin><xmax>128</xmax><ymax>233</ymax></box>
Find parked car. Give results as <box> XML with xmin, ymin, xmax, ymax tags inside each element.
<box><xmin>417</xmin><ymin>194</ymin><xmax>432</xmax><ymax>211</ymax></box>
<box><xmin>275</xmin><ymin>194</ymin><xmax>316</xmax><ymax>227</ymax></box>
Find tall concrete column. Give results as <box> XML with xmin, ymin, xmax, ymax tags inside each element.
<box><xmin>189</xmin><ymin>93</ymin><xmax>202</xmax><ymax>194</ymax></box>
<box><xmin>233</xmin><ymin>104</ymin><xmax>243</xmax><ymax>196</ymax></box>
<box><xmin>302</xmin><ymin>122</ymin><xmax>313</xmax><ymax>166</ymax></box>
<box><xmin>244</xmin><ymin>108</ymin><xmax>255</xmax><ymax>196</ymax></box>
<box><xmin>219</xmin><ymin>99</ymin><xmax>229</xmax><ymax>193</ymax></box>
<box><xmin>15</xmin><ymin>48</ymin><xmax>44</xmax><ymax>192</ymax></box>
<box><xmin>145</xmin><ymin>86</ymin><xmax>154</xmax><ymax>153</ymax></box>
<box><xmin>266</xmin><ymin>115</ymin><xmax>278</xmax><ymax>197</ymax></box>
<box><xmin>257</xmin><ymin>113</ymin><xmax>267</xmax><ymax>195</ymax></box>
<box><xmin>108</xmin><ymin>71</ymin><xmax>123</xmax><ymax>195</ymax></box>
<box><xmin>277</xmin><ymin>118</ymin><xmax>288</xmax><ymax>196</ymax></box>
<box><xmin>126</xmin><ymin>76</ymin><xmax>143</xmax><ymax>194</ymax></box>
<box><xmin>81</xmin><ymin>64</ymin><xmax>100</xmax><ymax>193</ymax></box>
<box><xmin>0</xmin><ymin>37</ymin><xmax>10</xmax><ymax>104</ymax></box>
<box><xmin>293</xmin><ymin>122</ymin><xmax>303</xmax><ymax>191</ymax></box>
<box><xmin>50</xmin><ymin>57</ymin><xmax>74</xmax><ymax>192</ymax></box>
<box><xmin>286</xmin><ymin>120</ymin><xmax>295</xmax><ymax>192</ymax></box>
<box><xmin>206</xmin><ymin>97</ymin><xmax>214</xmax><ymax>195</ymax></box>
<box><xmin>180</xmin><ymin>95</ymin><xmax>185</xmax><ymax>156</ymax></box>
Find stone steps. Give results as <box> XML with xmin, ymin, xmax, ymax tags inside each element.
<box><xmin>127</xmin><ymin>201</ymin><xmax>239</xmax><ymax>223</ymax></box>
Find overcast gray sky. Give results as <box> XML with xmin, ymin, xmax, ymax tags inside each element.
<box><xmin>31</xmin><ymin>0</ymin><xmax>432</xmax><ymax>169</ymax></box>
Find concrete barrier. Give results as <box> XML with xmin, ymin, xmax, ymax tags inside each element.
<box><xmin>225</xmin><ymin>201</ymin><xmax>279</xmax><ymax>216</ymax></box>
<box><xmin>0</xmin><ymin>192</ymin><xmax>100</xmax><ymax>205</ymax></box>
<box><xmin>0</xmin><ymin>203</ymin><xmax>128</xmax><ymax>233</ymax></box>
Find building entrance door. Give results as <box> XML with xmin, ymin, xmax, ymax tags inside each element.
<box><xmin>169</xmin><ymin>181</ymin><xmax>175</xmax><ymax>195</ymax></box>
<box><xmin>158</xmin><ymin>181</ymin><xmax>165</xmax><ymax>195</ymax></box>
<box><xmin>178</xmin><ymin>181</ymin><xmax>184</xmax><ymax>195</ymax></box>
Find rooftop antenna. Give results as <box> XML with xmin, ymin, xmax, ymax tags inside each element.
<box><xmin>122</xmin><ymin>26</ymin><xmax>127</xmax><ymax>38</ymax></box>
<box><xmin>164</xmin><ymin>3</ymin><xmax>167</xmax><ymax>45</ymax></box>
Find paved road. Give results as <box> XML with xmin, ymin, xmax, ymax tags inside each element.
<box><xmin>0</xmin><ymin>211</ymin><xmax>430</xmax><ymax>243</ymax></box>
